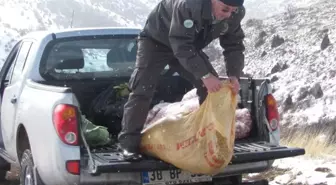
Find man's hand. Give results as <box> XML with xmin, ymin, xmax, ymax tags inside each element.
<box><xmin>228</xmin><ymin>76</ymin><xmax>240</xmax><ymax>94</ymax></box>
<box><xmin>201</xmin><ymin>74</ymin><xmax>222</xmax><ymax>93</ymax></box>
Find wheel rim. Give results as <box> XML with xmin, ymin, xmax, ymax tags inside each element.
<box><xmin>24</xmin><ymin>166</ymin><xmax>34</xmax><ymax>185</ymax></box>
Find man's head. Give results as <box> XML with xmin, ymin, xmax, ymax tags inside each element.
<box><xmin>211</xmin><ymin>0</ymin><xmax>244</xmax><ymax>20</ymax></box>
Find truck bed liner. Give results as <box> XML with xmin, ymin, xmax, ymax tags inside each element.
<box><xmin>83</xmin><ymin>141</ymin><xmax>305</xmax><ymax>175</ymax></box>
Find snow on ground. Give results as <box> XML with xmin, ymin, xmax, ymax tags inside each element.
<box><xmin>243</xmin><ymin>0</ymin><xmax>320</xmax><ymax>20</ymax></box>
<box><xmin>246</xmin><ymin>156</ymin><xmax>336</xmax><ymax>185</ymax></box>
<box><xmin>273</xmin><ymin>157</ymin><xmax>336</xmax><ymax>185</ymax></box>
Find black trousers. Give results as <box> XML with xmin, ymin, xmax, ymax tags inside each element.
<box><xmin>118</xmin><ymin>37</ymin><xmax>218</xmax><ymax>152</ymax></box>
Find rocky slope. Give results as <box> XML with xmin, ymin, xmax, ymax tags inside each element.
<box><xmin>244</xmin><ymin>0</ymin><xmax>336</xmax><ymax>131</ymax></box>
<box><xmin>213</xmin><ymin>0</ymin><xmax>336</xmax><ymax>132</ymax></box>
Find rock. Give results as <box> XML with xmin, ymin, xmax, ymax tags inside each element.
<box><xmin>282</xmin><ymin>63</ymin><xmax>289</xmax><ymax>70</ymax></box>
<box><xmin>259</xmin><ymin>31</ymin><xmax>267</xmax><ymax>38</ymax></box>
<box><xmin>271</xmin><ymin>35</ymin><xmax>285</xmax><ymax>48</ymax></box>
<box><xmin>329</xmin><ymin>70</ymin><xmax>336</xmax><ymax>78</ymax></box>
<box><xmin>245</xmin><ymin>18</ymin><xmax>263</xmax><ymax>28</ymax></box>
<box><xmin>271</xmin><ymin>62</ymin><xmax>288</xmax><ymax>74</ymax></box>
<box><xmin>271</xmin><ymin>63</ymin><xmax>282</xmax><ymax>74</ymax></box>
<box><xmin>321</xmin><ymin>34</ymin><xmax>330</xmax><ymax>50</ymax></box>
<box><xmin>295</xmin><ymin>99</ymin><xmax>311</xmax><ymax>110</ymax></box>
<box><xmin>322</xmin><ymin>28</ymin><xmax>329</xmax><ymax>33</ymax></box>
<box><xmin>315</xmin><ymin>167</ymin><xmax>332</xmax><ymax>173</ymax></box>
<box><xmin>270</xmin><ymin>27</ymin><xmax>277</xmax><ymax>34</ymax></box>
<box><xmin>326</xmin><ymin>173</ymin><xmax>336</xmax><ymax>178</ymax></box>
<box><xmin>261</xmin><ymin>51</ymin><xmax>267</xmax><ymax>57</ymax></box>
<box><xmin>309</xmin><ymin>83</ymin><xmax>323</xmax><ymax>99</ymax></box>
<box><xmin>255</xmin><ymin>38</ymin><xmax>265</xmax><ymax>48</ymax></box>
<box><xmin>285</xmin><ymin>4</ymin><xmax>296</xmax><ymax>19</ymax></box>
<box><xmin>271</xmin><ymin>75</ymin><xmax>279</xmax><ymax>82</ymax></box>
<box><xmin>273</xmin><ymin>173</ymin><xmax>292</xmax><ymax>184</ymax></box>
<box><xmin>283</xmin><ymin>95</ymin><xmax>293</xmax><ymax>111</ymax></box>
<box><xmin>296</xmin><ymin>87</ymin><xmax>309</xmax><ymax>101</ymax></box>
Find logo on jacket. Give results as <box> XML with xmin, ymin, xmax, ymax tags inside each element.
<box><xmin>219</xmin><ymin>22</ymin><xmax>229</xmax><ymax>35</ymax></box>
<box><xmin>184</xmin><ymin>19</ymin><xmax>194</xmax><ymax>28</ymax></box>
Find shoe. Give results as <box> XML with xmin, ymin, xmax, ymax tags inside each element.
<box><xmin>121</xmin><ymin>149</ymin><xmax>143</xmax><ymax>161</ymax></box>
<box><xmin>116</xmin><ymin>144</ymin><xmax>143</xmax><ymax>161</ymax></box>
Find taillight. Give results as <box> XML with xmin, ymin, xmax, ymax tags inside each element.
<box><xmin>265</xmin><ymin>94</ymin><xmax>280</xmax><ymax>131</ymax></box>
<box><xmin>66</xmin><ymin>160</ymin><xmax>80</xmax><ymax>175</ymax></box>
<box><xmin>53</xmin><ymin>104</ymin><xmax>79</xmax><ymax>145</ymax></box>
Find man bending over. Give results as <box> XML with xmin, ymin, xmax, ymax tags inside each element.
<box><xmin>118</xmin><ymin>0</ymin><xmax>246</xmax><ymax>161</ymax></box>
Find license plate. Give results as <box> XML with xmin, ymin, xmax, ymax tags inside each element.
<box><xmin>142</xmin><ymin>169</ymin><xmax>212</xmax><ymax>185</ymax></box>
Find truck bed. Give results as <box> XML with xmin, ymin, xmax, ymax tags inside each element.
<box><xmin>82</xmin><ymin>141</ymin><xmax>305</xmax><ymax>175</ymax></box>
<box><xmin>81</xmin><ymin>77</ymin><xmax>305</xmax><ymax>176</ymax></box>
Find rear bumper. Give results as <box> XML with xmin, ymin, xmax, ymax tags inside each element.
<box><xmin>31</xmin><ymin>139</ymin><xmax>80</xmax><ymax>185</ymax></box>
<box><xmin>80</xmin><ymin>161</ymin><xmax>271</xmax><ymax>185</ymax></box>
<box><xmin>217</xmin><ymin>160</ymin><xmax>271</xmax><ymax>177</ymax></box>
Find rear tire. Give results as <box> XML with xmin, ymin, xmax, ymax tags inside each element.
<box><xmin>20</xmin><ymin>149</ymin><xmax>44</xmax><ymax>185</ymax></box>
<box><xmin>0</xmin><ymin>169</ymin><xmax>7</xmax><ymax>182</ymax></box>
<box><xmin>212</xmin><ymin>175</ymin><xmax>243</xmax><ymax>185</ymax></box>
<box><xmin>0</xmin><ymin>157</ymin><xmax>10</xmax><ymax>182</ymax></box>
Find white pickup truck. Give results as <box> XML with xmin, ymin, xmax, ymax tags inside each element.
<box><xmin>0</xmin><ymin>27</ymin><xmax>305</xmax><ymax>185</ymax></box>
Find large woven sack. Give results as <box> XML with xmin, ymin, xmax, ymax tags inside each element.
<box><xmin>144</xmin><ymin>87</ymin><xmax>252</xmax><ymax>140</ymax></box>
<box><xmin>140</xmin><ymin>81</ymin><xmax>237</xmax><ymax>175</ymax></box>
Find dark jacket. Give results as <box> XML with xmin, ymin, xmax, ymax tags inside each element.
<box><xmin>142</xmin><ymin>0</ymin><xmax>246</xmax><ymax>79</ymax></box>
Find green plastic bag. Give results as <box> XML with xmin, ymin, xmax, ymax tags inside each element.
<box><xmin>81</xmin><ymin>115</ymin><xmax>111</xmax><ymax>147</ymax></box>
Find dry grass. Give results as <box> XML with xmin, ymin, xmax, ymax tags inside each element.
<box><xmin>281</xmin><ymin>133</ymin><xmax>336</xmax><ymax>158</ymax></box>
<box><xmin>244</xmin><ymin>125</ymin><xmax>336</xmax><ymax>183</ymax></box>
<box><xmin>280</xmin><ymin>124</ymin><xmax>336</xmax><ymax>158</ymax></box>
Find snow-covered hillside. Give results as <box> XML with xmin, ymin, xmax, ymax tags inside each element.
<box><xmin>0</xmin><ymin>0</ymin><xmax>155</xmax><ymax>64</ymax></box>
<box><xmin>242</xmin><ymin>0</ymin><xmax>336</xmax><ymax>129</ymax></box>
<box><xmin>242</xmin><ymin>0</ymin><xmax>319</xmax><ymax>19</ymax></box>
<box><xmin>211</xmin><ymin>0</ymin><xmax>335</xmax><ymax>129</ymax></box>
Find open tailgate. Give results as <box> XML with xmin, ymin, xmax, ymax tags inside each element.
<box><xmin>83</xmin><ymin>141</ymin><xmax>305</xmax><ymax>175</ymax></box>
